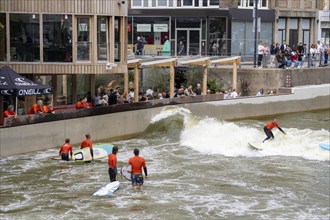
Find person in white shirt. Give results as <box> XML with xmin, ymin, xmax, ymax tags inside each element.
<box><xmin>230</xmin><ymin>89</ymin><xmax>238</xmax><ymax>99</ymax></box>
<box><xmin>257</xmin><ymin>41</ymin><xmax>264</xmax><ymax>68</ymax></box>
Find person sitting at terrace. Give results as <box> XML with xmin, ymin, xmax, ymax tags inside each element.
<box><xmin>28</xmin><ymin>100</ymin><xmax>44</xmax><ymax>114</ymax></box>
<box><xmin>76</xmin><ymin>97</ymin><xmax>89</xmax><ymax>109</ymax></box>
<box><xmin>1</xmin><ymin>105</ymin><xmax>17</xmax><ymax>126</ymax></box>
<box><xmin>43</xmin><ymin>101</ymin><xmax>55</xmax><ymax>114</ymax></box>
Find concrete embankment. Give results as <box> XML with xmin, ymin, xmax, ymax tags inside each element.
<box><xmin>0</xmin><ymin>84</ymin><xmax>329</xmax><ymax>158</ymax></box>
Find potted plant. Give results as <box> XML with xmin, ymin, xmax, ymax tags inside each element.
<box><xmin>240</xmin><ymin>78</ymin><xmax>251</xmax><ymax>96</ymax></box>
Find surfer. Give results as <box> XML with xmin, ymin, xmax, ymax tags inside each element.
<box><xmin>80</xmin><ymin>133</ymin><xmax>94</xmax><ymax>160</ymax></box>
<box><xmin>108</xmin><ymin>146</ymin><xmax>118</xmax><ymax>182</ymax></box>
<box><xmin>263</xmin><ymin>119</ymin><xmax>286</xmax><ymax>142</ymax></box>
<box><xmin>59</xmin><ymin>138</ymin><xmax>73</xmax><ymax>161</ymax></box>
<box><xmin>128</xmin><ymin>148</ymin><xmax>148</xmax><ymax>190</ymax></box>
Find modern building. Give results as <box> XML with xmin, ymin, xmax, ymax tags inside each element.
<box><xmin>128</xmin><ymin>0</ymin><xmax>324</xmax><ymax>57</ymax></box>
<box><xmin>0</xmin><ymin>0</ymin><xmax>128</xmax><ymax>115</ymax></box>
<box><xmin>318</xmin><ymin>0</ymin><xmax>330</xmax><ymax>44</ymax></box>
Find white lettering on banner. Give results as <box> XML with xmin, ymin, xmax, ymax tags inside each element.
<box><xmin>43</xmin><ymin>88</ymin><xmax>52</xmax><ymax>94</ymax></box>
<box><xmin>18</xmin><ymin>89</ymin><xmax>41</xmax><ymax>96</ymax></box>
<box><xmin>15</xmin><ymin>77</ymin><xmax>37</xmax><ymax>86</ymax></box>
<box><xmin>137</xmin><ymin>24</ymin><xmax>151</xmax><ymax>32</ymax></box>
<box><xmin>0</xmin><ymin>76</ymin><xmax>8</xmax><ymax>86</ymax></box>
<box><xmin>154</xmin><ymin>24</ymin><xmax>168</xmax><ymax>32</ymax></box>
<box><xmin>1</xmin><ymin>90</ymin><xmax>13</xmax><ymax>95</ymax></box>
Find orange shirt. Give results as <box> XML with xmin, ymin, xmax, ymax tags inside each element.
<box><xmin>76</xmin><ymin>101</ymin><xmax>83</xmax><ymax>109</ymax></box>
<box><xmin>1</xmin><ymin>110</ymin><xmax>16</xmax><ymax>125</ymax></box>
<box><xmin>108</xmin><ymin>153</ymin><xmax>117</xmax><ymax>168</ymax></box>
<box><xmin>128</xmin><ymin>156</ymin><xmax>146</xmax><ymax>174</ymax></box>
<box><xmin>81</xmin><ymin>139</ymin><xmax>93</xmax><ymax>149</ymax></box>
<box><xmin>82</xmin><ymin>102</ymin><xmax>90</xmax><ymax>108</ymax></box>
<box><xmin>28</xmin><ymin>104</ymin><xmax>44</xmax><ymax>114</ymax></box>
<box><xmin>43</xmin><ymin>105</ymin><xmax>53</xmax><ymax>113</ymax></box>
<box><xmin>266</xmin><ymin>121</ymin><xmax>279</xmax><ymax>130</ymax></box>
<box><xmin>59</xmin><ymin>143</ymin><xmax>73</xmax><ymax>155</ymax></box>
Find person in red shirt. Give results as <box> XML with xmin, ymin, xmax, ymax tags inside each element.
<box><xmin>1</xmin><ymin>105</ymin><xmax>16</xmax><ymax>126</ymax></box>
<box><xmin>28</xmin><ymin>100</ymin><xmax>44</xmax><ymax>114</ymax></box>
<box><xmin>108</xmin><ymin>146</ymin><xmax>118</xmax><ymax>182</ymax></box>
<box><xmin>80</xmin><ymin>133</ymin><xmax>93</xmax><ymax>160</ymax></box>
<box><xmin>128</xmin><ymin>148</ymin><xmax>148</xmax><ymax>190</ymax></box>
<box><xmin>59</xmin><ymin>138</ymin><xmax>73</xmax><ymax>161</ymax></box>
<box><xmin>76</xmin><ymin>98</ymin><xmax>84</xmax><ymax>109</ymax></box>
<box><xmin>263</xmin><ymin>119</ymin><xmax>286</xmax><ymax>143</ymax></box>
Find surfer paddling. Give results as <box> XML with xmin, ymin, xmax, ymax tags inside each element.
<box><xmin>263</xmin><ymin>119</ymin><xmax>286</xmax><ymax>143</ymax></box>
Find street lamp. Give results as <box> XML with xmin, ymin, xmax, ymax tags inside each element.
<box><xmin>253</xmin><ymin>0</ymin><xmax>259</xmax><ymax>68</ymax></box>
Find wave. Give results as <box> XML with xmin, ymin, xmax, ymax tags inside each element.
<box><xmin>149</xmin><ymin>107</ymin><xmax>330</xmax><ymax>161</ymax></box>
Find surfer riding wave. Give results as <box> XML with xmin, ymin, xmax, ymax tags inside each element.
<box><xmin>263</xmin><ymin>119</ymin><xmax>286</xmax><ymax>143</ymax></box>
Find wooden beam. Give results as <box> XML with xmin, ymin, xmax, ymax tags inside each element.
<box><xmin>142</xmin><ymin>58</ymin><xmax>177</xmax><ymax>68</ymax></box>
<box><xmin>233</xmin><ymin>61</ymin><xmax>237</xmax><ymax>91</ymax></box>
<box><xmin>134</xmin><ymin>66</ymin><xmax>139</xmax><ymax>102</ymax></box>
<box><xmin>178</xmin><ymin>57</ymin><xmax>210</xmax><ymax>66</ymax></box>
<box><xmin>170</xmin><ymin>61</ymin><xmax>175</xmax><ymax>98</ymax></box>
<box><xmin>210</xmin><ymin>56</ymin><xmax>241</xmax><ymax>65</ymax></box>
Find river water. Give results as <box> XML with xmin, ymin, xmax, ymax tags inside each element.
<box><xmin>1</xmin><ymin>107</ymin><xmax>329</xmax><ymax>219</ymax></box>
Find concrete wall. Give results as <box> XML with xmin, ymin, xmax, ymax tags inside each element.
<box><xmin>209</xmin><ymin>66</ymin><xmax>330</xmax><ymax>95</ymax></box>
<box><xmin>0</xmin><ymin>84</ymin><xmax>329</xmax><ymax>158</ymax></box>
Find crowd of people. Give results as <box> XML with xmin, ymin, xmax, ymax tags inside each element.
<box><xmin>257</xmin><ymin>40</ymin><xmax>329</xmax><ymax>69</ymax></box>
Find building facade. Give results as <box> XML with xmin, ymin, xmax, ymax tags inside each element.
<box><xmin>128</xmin><ymin>0</ymin><xmax>323</xmax><ymax>57</ymax></box>
<box><xmin>0</xmin><ymin>0</ymin><xmax>128</xmax><ymax>115</ymax></box>
<box><xmin>318</xmin><ymin>0</ymin><xmax>330</xmax><ymax>44</ymax></box>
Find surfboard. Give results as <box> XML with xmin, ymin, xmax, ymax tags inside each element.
<box><xmin>93</xmin><ymin>181</ymin><xmax>120</xmax><ymax>196</ymax></box>
<box><xmin>50</xmin><ymin>156</ymin><xmax>62</xmax><ymax>160</ymax></box>
<box><xmin>319</xmin><ymin>143</ymin><xmax>330</xmax><ymax>151</ymax></box>
<box><xmin>248</xmin><ymin>141</ymin><xmax>264</xmax><ymax>150</ymax></box>
<box><xmin>93</xmin><ymin>144</ymin><xmax>113</xmax><ymax>160</ymax></box>
<box><xmin>120</xmin><ymin>165</ymin><xmax>132</xmax><ymax>181</ymax></box>
<box><xmin>72</xmin><ymin>147</ymin><xmax>92</xmax><ymax>162</ymax></box>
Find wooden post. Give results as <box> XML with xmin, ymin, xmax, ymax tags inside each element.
<box><xmin>170</xmin><ymin>61</ymin><xmax>175</xmax><ymax>98</ymax></box>
<box><xmin>134</xmin><ymin>65</ymin><xmax>139</xmax><ymax>102</ymax></box>
<box><xmin>124</xmin><ymin>70</ymin><xmax>129</xmax><ymax>97</ymax></box>
<box><xmin>232</xmin><ymin>59</ymin><xmax>238</xmax><ymax>91</ymax></box>
<box><xmin>202</xmin><ymin>61</ymin><xmax>208</xmax><ymax>96</ymax></box>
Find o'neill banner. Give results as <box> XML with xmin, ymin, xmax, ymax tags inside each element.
<box><xmin>0</xmin><ymin>66</ymin><xmax>53</xmax><ymax>96</ymax></box>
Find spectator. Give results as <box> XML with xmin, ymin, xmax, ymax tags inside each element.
<box><xmin>290</xmin><ymin>51</ymin><xmax>300</xmax><ymax>69</ymax></box>
<box><xmin>43</xmin><ymin>101</ymin><xmax>55</xmax><ymax>114</ymax></box>
<box><xmin>230</xmin><ymin>88</ymin><xmax>238</xmax><ymax>99</ymax></box>
<box><xmin>195</xmin><ymin>83</ymin><xmax>202</xmax><ymax>95</ymax></box>
<box><xmin>128</xmin><ymin>89</ymin><xmax>134</xmax><ymax>103</ymax></box>
<box><xmin>256</xmin><ymin>88</ymin><xmax>264</xmax><ymax>96</ymax></box>
<box><xmin>28</xmin><ymin>100</ymin><xmax>44</xmax><ymax>114</ymax></box>
<box><xmin>108</xmin><ymin>89</ymin><xmax>117</xmax><ymax>105</ymax></box>
<box><xmin>262</xmin><ymin>42</ymin><xmax>270</xmax><ymax>68</ymax></box>
<box><xmin>257</xmin><ymin>41</ymin><xmax>264</xmax><ymax>68</ymax></box>
<box><xmin>280</xmin><ymin>40</ymin><xmax>287</xmax><ymax>54</ymax></box>
<box><xmin>136</xmin><ymin>36</ymin><xmax>144</xmax><ymax>55</ymax></box>
<box><xmin>309</xmin><ymin>44</ymin><xmax>317</xmax><ymax>68</ymax></box>
<box><xmin>324</xmin><ymin>43</ymin><xmax>329</xmax><ymax>66</ymax></box>
<box><xmin>1</xmin><ymin>105</ymin><xmax>16</xmax><ymax>126</ymax></box>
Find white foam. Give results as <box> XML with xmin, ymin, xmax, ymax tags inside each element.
<box><xmin>180</xmin><ymin>116</ymin><xmax>330</xmax><ymax>161</ymax></box>
<box><xmin>150</xmin><ymin>106</ymin><xmax>191</xmax><ymax>124</ymax></box>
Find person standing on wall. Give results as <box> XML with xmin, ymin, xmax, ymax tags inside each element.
<box><xmin>128</xmin><ymin>148</ymin><xmax>148</xmax><ymax>190</ymax></box>
<box><xmin>59</xmin><ymin>138</ymin><xmax>73</xmax><ymax>161</ymax></box>
<box><xmin>81</xmin><ymin>133</ymin><xmax>93</xmax><ymax>160</ymax></box>
<box><xmin>108</xmin><ymin>146</ymin><xmax>119</xmax><ymax>182</ymax></box>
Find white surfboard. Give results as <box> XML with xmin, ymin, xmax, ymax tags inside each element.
<box><xmin>120</xmin><ymin>165</ymin><xmax>132</xmax><ymax>181</ymax></box>
<box><xmin>248</xmin><ymin>141</ymin><xmax>264</xmax><ymax>150</ymax></box>
<box><xmin>93</xmin><ymin>181</ymin><xmax>120</xmax><ymax>196</ymax></box>
<box><xmin>72</xmin><ymin>148</ymin><xmax>92</xmax><ymax>162</ymax></box>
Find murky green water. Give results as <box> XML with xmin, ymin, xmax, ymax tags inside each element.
<box><xmin>1</xmin><ymin>108</ymin><xmax>329</xmax><ymax>219</ymax></box>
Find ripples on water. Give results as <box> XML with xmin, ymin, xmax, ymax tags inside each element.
<box><xmin>1</xmin><ymin>107</ymin><xmax>329</xmax><ymax>219</ymax></box>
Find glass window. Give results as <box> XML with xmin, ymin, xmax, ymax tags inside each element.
<box><xmin>77</xmin><ymin>16</ymin><xmax>91</xmax><ymax>61</ymax></box>
<box><xmin>0</xmin><ymin>13</ymin><xmax>6</xmax><ymax>61</ymax></box>
<box><xmin>158</xmin><ymin>0</ymin><xmax>168</xmax><ymax>6</ymax></box>
<box><xmin>302</xmin><ymin>18</ymin><xmax>310</xmax><ymax>29</ymax></box>
<box><xmin>209</xmin><ymin>17</ymin><xmax>227</xmax><ymax>55</ymax></box>
<box><xmin>183</xmin><ymin>0</ymin><xmax>193</xmax><ymax>6</ymax></box>
<box><xmin>43</xmin><ymin>14</ymin><xmax>72</xmax><ymax>62</ymax></box>
<box><xmin>97</xmin><ymin>17</ymin><xmax>107</xmax><ymax>61</ymax></box>
<box><xmin>56</xmin><ymin>75</ymin><xmax>73</xmax><ymax>105</ymax></box>
<box><xmin>210</xmin><ymin>0</ymin><xmax>219</xmax><ymax>6</ymax></box>
<box><xmin>10</xmin><ymin>14</ymin><xmax>40</xmax><ymax>62</ymax></box>
<box><xmin>77</xmin><ymin>74</ymin><xmax>91</xmax><ymax>102</ymax></box>
<box><xmin>278</xmin><ymin>18</ymin><xmax>286</xmax><ymax>29</ymax></box>
<box><xmin>115</xmin><ymin>17</ymin><xmax>121</xmax><ymax>62</ymax></box>
<box><xmin>290</xmin><ymin>18</ymin><xmax>298</xmax><ymax>30</ymax></box>
<box><xmin>132</xmin><ymin>0</ymin><xmax>142</xmax><ymax>7</ymax></box>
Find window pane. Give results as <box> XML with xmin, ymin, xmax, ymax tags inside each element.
<box><xmin>43</xmin><ymin>14</ymin><xmax>72</xmax><ymax>62</ymax></box>
<box><xmin>77</xmin><ymin>74</ymin><xmax>91</xmax><ymax>102</ymax></box>
<box><xmin>158</xmin><ymin>0</ymin><xmax>167</xmax><ymax>6</ymax></box>
<box><xmin>0</xmin><ymin>13</ymin><xmax>6</xmax><ymax>61</ymax></box>
<box><xmin>77</xmin><ymin>16</ymin><xmax>90</xmax><ymax>61</ymax></box>
<box><xmin>56</xmin><ymin>75</ymin><xmax>73</xmax><ymax>105</ymax></box>
<box><xmin>133</xmin><ymin>0</ymin><xmax>142</xmax><ymax>6</ymax></box>
<box><xmin>97</xmin><ymin>17</ymin><xmax>107</xmax><ymax>61</ymax></box>
<box><xmin>183</xmin><ymin>0</ymin><xmax>193</xmax><ymax>6</ymax></box>
<box><xmin>10</xmin><ymin>14</ymin><xmax>40</xmax><ymax>62</ymax></box>
<box><xmin>115</xmin><ymin>17</ymin><xmax>121</xmax><ymax>62</ymax></box>
<box><xmin>210</xmin><ymin>0</ymin><xmax>218</xmax><ymax>6</ymax></box>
